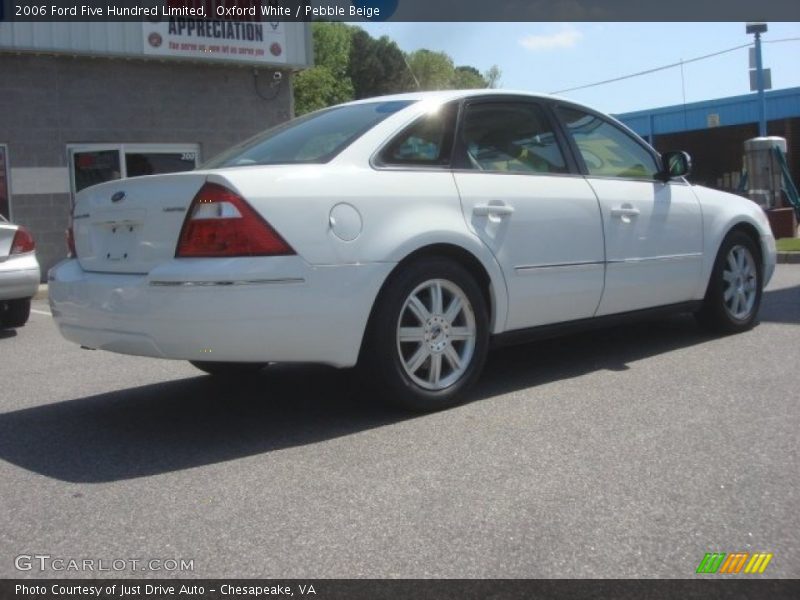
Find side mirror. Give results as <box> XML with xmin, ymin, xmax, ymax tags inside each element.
<box><xmin>659</xmin><ymin>151</ymin><xmax>692</xmax><ymax>180</ymax></box>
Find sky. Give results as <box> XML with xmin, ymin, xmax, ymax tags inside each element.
<box><xmin>358</xmin><ymin>22</ymin><xmax>800</xmax><ymax>115</ymax></box>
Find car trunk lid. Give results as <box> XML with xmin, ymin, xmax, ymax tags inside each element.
<box><xmin>0</xmin><ymin>222</ymin><xmax>16</xmax><ymax>259</ymax></box>
<box><xmin>73</xmin><ymin>173</ymin><xmax>209</xmax><ymax>274</ymax></box>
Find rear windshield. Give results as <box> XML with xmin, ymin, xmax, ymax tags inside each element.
<box><xmin>203</xmin><ymin>100</ymin><xmax>414</xmax><ymax>168</ymax></box>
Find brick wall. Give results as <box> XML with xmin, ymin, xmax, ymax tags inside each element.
<box><xmin>0</xmin><ymin>53</ymin><xmax>293</xmax><ymax>277</ymax></box>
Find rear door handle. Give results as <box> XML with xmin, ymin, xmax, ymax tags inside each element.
<box><xmin>473</xmin><ymin>203</ymin><xmax>515</xmax><ymax>217</ymax></box>
<box><xmin>610</xmin><ymin>206</ymin><xmax>641</xmax><ymax>218</ymax></box>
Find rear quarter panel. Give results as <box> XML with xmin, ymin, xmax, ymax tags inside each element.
<box><xmin>212</xmin><ymin>166</ymin><xmax>510</xmax><ymax>333</ymax></box>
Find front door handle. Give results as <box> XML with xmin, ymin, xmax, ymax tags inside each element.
<box><xmin>473</xmin><ymin>203</ymin><xmax>515</xmax><ymax>217</ymax></box>
<box><xmin>610</xmin><ymin>205</ymin><xmax>641</xmax><ymax>218</ymax></box>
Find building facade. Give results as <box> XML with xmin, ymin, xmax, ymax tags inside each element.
<box><xmin>0</xmin><ymin>18</ymin><xmax>312</xmax><ymax>276</ymax></box>
<box><xmin>616</xmin><ymin>87</ymin><xmax>800</xmax><ymax>193</ymax></box>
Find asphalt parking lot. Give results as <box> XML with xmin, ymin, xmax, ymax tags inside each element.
<box><xmin>1</xmin><ymin>265</ymin><xmax>798</xmax><ymax>579</ymax></box>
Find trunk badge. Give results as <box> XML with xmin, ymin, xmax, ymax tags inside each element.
<box><xmin>111</xmin><ymin>191</ymin><xmax>126</xmax><ymax>203</ymax></box>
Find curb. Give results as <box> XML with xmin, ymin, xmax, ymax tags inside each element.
<box><xmin>777</xmin><ymin>252</ymin><xmax>800</xmax><ymax>264</ymax></box>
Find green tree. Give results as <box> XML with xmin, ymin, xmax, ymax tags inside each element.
<box><xmin>451</xmin><ymin>65</ymin><xmax>488</xmax><ymax>89</ymax></box>
<box><xmin>349</xmin><ymin>30</ymin><xmax>415</xmax><ymax>99</ymax></box>
<box><xmin>406</xmin><ymin>49</ymin><xmax>455</xmax><ymax>91</ymax></box>
<box><xmin>293</xmin><ymin>22</ymin><xmax>355</xmax><ymax>115</ymax></box>
<box><xmin>484</xmin><ymin>65</ymin><xmax>502</xmax><ymax>89</ymax></box>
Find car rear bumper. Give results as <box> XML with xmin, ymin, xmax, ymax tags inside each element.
<box><xmin>48</xmin><ymin>258</ymin><xmax>395</xmax><ymax>368</ymax></box>
<box><xmin>0</xmin><ymin>253</ymin><xmax>40</xmax><ymax>301</ymax></box>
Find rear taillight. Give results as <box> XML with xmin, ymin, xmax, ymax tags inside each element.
<box><xmin>66</xmin><ymin>217</ymin><xmax>76</xmax><ymax>258</ymax></box>
<box><xmin>176</xmin><ymin>183</ymin><xmax>294</xmax><ymax>258</ymax></box>
<box><xmin>11</xmin><ymin>226</ymin><xmax>35</xmax><ymax>255</ymax></box>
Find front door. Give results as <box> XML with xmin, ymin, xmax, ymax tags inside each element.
<box><xmin>555</xmin><ymin>105</ymin><xmax>704</xmax><ymax>315</ymax></box>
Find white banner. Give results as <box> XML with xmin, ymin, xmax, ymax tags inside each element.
<box><xmin>142</xmin><ymin>18</ymin><xmax>287</xmax><ymax>65</ymax></box>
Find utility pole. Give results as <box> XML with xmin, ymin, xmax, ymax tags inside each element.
<box><xmin>746</xmin><ymin>22</ymin><xmax>768</xmax><ymax>137</ymax></box>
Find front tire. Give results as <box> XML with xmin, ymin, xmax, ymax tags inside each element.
<box><xmin>1</xmin><ymin>298</ymin><xmax>31</xmax><ymax>328</ymax></box>
<box><xmin>189</xmin><ymin>361</ymin><xmax>265</xmax><ymax>376</ymax></box>
<box><xmin>696</xmin><ymin>231</ymin><xmax>763</xmax><ymax>333</ymax></box>
<box><xmin>362</xmin><ymin>257</ymin><xmax>489</xmax><ymax>412</ymax></box>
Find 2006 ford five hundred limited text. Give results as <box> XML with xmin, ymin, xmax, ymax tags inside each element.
<box><xmin>49</xmin><ymin>91</ymin><xmax>776</xmax><ymax>411</ymax></box>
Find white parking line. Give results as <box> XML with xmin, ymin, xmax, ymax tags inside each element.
<box><xmin>30</xmin><ymin>309</ymin><xmax>52</xmax><ymax>317</ymax></box>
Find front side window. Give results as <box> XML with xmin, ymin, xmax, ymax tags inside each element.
<box><xmin>204</xmin><ymin>100</ymin><xmax>414</xmax><ymax>169</ymax></box>
<box><xmin>558</xmin><ymin>106</ymin><xmax>659</xmax><ymax>179</ymax></box>
<box><xmin>380</xmin><ymin>102</ymin><xmax>458</xmax><ymax>166</ymax></box>
<box><xmin>460</xmin><ymin>102</ymin><xmax>568</xmax><ymax>174</ymax></box>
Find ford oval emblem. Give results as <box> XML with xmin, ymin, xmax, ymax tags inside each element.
<box><xmin>111</xmin><ymin>191</ymin><xmax>126</xmax><ymax>203</ymax></box>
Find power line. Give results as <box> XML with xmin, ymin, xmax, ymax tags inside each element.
<box><xmin>550</xmin><ymin>43</ymin><xmax>751</xmax><ymax>95</ymax></box>
<box><xmin>550</xmin><ymin>37</ymin><xmax>800</xmax><ymax>95</ymax></box>
<box><xmin>764</xmin><ymin>37</ymin><xmax>800</xmax><ymax>44</ymax></box>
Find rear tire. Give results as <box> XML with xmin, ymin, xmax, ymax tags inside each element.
<box><xmin>695</xmin><ymin>231</ymin><xmax>763</xmax><ymax>334</ymax></box>
<box><xmin>1</xmin><ymin>298</ymin><xmax>31</xmax><ymax>328</ymax></box>
<box><xmin>361</xmin><ymin>257</ymin><xmax>489</xmax><ymax>412</ymax></box>
<box><xmin>190</xmin><ymin>361</ymin><xmax>265</xmax><ymax>376</ymax></box>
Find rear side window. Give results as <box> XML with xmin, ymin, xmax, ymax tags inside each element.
<box><xmin>203</xmin><ymin>100</ymin><xmax>414</xmax><ymax>168</ymax></box>
<box><xmin>380</xmin><ymin>102</ymin><xmax>459</xmax><ymax>166</ymax></box>
<box><xmin>460</xmin><ymin>102</ymin><xmax>568</xmax><ymax>174</ymax></box>
<box><xmin>557</xmin><ymin>106</ymin><xmax>659</xmax><ymax>179</ymax></box>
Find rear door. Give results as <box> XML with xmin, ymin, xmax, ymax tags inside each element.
<box><xmin>554</xmin><ymin>105</ymin><xmax>704</xmax><ymax>315</ymax></box>
<box><xmin>452</xmin><ymin>98</ymin><xmax>605</xmax><ymax>331</ymax></box>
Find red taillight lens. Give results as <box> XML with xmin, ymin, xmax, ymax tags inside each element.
<box><xmin>175</xmin><ymin>182</ymin><xmax>295</xmax><ymax>258</ymax></box>
<box><xmin>11</xmin><ymin>226</ymin><xmax>35</xmax><ymax>255</ymax></box>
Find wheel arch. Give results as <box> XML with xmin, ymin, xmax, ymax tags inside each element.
<box><xmin>726</xmin><ymin>221</ymin><xmax>764</xmax><ymax>264</ymax></box>
<box><xmin>356</xmin><ymin>241</ymin><xmax>509</xmax><ymax>365</ymax></box>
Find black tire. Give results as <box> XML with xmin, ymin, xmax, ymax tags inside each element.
<box><xmin>361</xmin><ymin>257</ymin><xmax>489</xmax><ymax>412</ymax></box>
<box><xmin>695</xmin><ymin>230</ymin><xmax>763</xmax><ymax>334</ymax></box>
<box><xmin>1</xmin><ymin>298</ymin><xmax>31</xmax><ymax>328</ymax></box>
<box><xmin>189</xmin><ymin>361</ymin><xmax>265</xmax><ymax>376</ymax></box>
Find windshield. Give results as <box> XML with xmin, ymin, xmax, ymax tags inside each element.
<box><xmin>203</xmin><ymin>100</ymin><xmax>415</xmax><ymax>168</ymax></box>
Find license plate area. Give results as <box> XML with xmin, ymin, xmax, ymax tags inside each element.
<box><xmin>94</xmin><ymin>221</ymin><xmax>142</xmax><ymax>262</ymax></box>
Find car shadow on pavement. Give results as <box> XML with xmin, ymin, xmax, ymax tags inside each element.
<box><xmin>0</xmin><ymin>328</ymin><xmax>18</xmax><ymax>339</ymax></box>
<box><xmin>758</xmin><ymin>284</ymin><xmax>800</xmax><ymax>325</ymax></box>
<box><xmin>0</xmin><ymin>314</ymin><xmax>721</xmax><ymax>484</ymax></box>
<box><xmin>475</xmin><ymin>315</ymin><xmax>713</xmax><ymax>400</ymax></box>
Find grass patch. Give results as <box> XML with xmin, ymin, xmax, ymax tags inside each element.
<box><xmin>776</xmin><ymin>238</ymin><xmax>800</xmax><ymax>252</ymax></box>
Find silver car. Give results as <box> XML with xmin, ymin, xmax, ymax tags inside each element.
<box><xmin>0</xmin><ymin>215</ymin><xmax>40</xmax><ymax>328</ymax></box>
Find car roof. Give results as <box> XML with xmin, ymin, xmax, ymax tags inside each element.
<box><xmin>338</xmin><ymin>89</ymin><xmax>607</xmax><ymax>122</ymax></box>
<box><xmin>340</xmin><ymin>89</ymin><xmax>577</xmax><ymax>107</ymax></box>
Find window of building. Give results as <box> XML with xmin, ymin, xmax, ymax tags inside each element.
<box><xmin>68</xmin><ymin>144</ymin><xmax>200</xmax><ymax>194</ymax></box>
<box><xmin>0</xmin><ymin>145</ymin><xmax>9</xmax><ymax>219</ymax></box>
<box><xmin>557</xmin><ymin>106</ymin><xmax>660</xmax><ymax>179</ymax></box>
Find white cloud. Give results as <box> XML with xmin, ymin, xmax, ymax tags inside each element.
<box><xmin>519</xmin><ymin>28</ymin><xmax>583</xmax><ymax>51</ymax></box>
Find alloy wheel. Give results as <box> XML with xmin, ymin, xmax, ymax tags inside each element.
<box><xmin>396</xmin><ymin>279</ymin><xmax>477</xmax><ymax>391</ymax></box>
<box><xmin>722</xmin><ymin>244</ymin><xmax>758</xmax><ymax>320</ymax></box>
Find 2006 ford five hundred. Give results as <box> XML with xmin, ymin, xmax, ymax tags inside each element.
<box><xmin>49</xmin><ymin>90</ymin><xmax>776</xmax><ymax>411</ymax></box>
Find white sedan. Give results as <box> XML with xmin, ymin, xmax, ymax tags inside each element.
<box><xmin>49</xmin><ymin>91</ymin><xmax>776</xmax><ymax>411</ymax></box>
<box><xmin>1</xmin><ymin>215</ymin><xmax>40</xmax><ymax>328</ymax></box>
